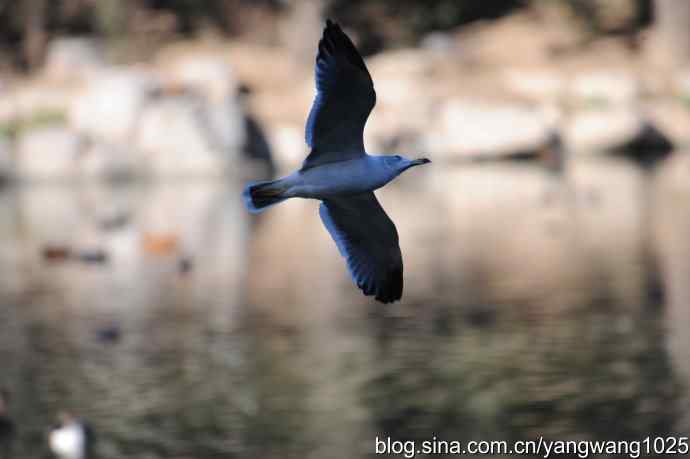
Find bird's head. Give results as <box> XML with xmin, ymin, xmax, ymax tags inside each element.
<box><xmin>383</xmin><ymin>155</ymin><xmax>431</xmax><ymax>174</ymax></box>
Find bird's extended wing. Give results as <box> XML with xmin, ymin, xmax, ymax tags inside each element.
<box><xmin>302</xmin><ymin>20</ymin><xmax>376</xmax><ymax>170</ymax></box>
<box><xmin>319</xmin><ymin>193</ymin><xmax>402</xmax><ymax>303</ymax></box>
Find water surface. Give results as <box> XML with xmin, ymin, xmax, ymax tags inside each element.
<box><xmin>0</xmin><ymin>157</ymin><xmax>688</xmax><ymax>458</ymax></box>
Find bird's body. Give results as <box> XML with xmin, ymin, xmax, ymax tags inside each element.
<box><xmin>272</xmin><ymin>155</ymin><xmax>409</xmax><ymax>199</ymax></box>
<box><xmin>243</xmin><ymin>20</ymin><xmax>430</xmax><ymax>303</ymax></box>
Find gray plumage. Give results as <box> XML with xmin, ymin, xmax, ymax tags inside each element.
<box><xmin>243</xmin><ymin>20</ymin><xmax>430</xmax><ymax>303</ymax></box>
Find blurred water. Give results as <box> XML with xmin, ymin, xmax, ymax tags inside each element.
<box><xmin>0</xmin><ymin>156</ymin><xmax>689</xmax><ymax>458</ymax></box>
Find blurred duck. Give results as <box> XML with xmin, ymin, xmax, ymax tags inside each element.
<box><xmin>49</xmin><ymin>412</ymin><xmax>93</xmax><ymax>459</ymax></box>
<box><xmin>0</xmin><ymin>389</ymin><xmax>14</xmax><ymax>458</ymax></box>
<box><xmin>539</xmin><ymin>130</ymin><xmax>565</xmax><ymax>176</ymax></box>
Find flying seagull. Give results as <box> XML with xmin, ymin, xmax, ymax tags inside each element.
<box><xmin>242</xmin><ymin>19</ymin><xmax>430</xmax><ymax>303</ymax></box>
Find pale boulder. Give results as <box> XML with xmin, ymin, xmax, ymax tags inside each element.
<box><xmin>16</xmin><ymin>126</ymin><xmax>82</xmax><ymax>181</ymax></box>
<box><xmin>424</xmin><ymin>100</ymin><xmax>550</xmax><ymax>159</ymax></box>
<box><xmin>570</xmin><ymin>71</ymin><xmax>640</xmax><ymax>106</ymax></box>
<box><xmin>78</xmin><ymin>142</ymin><xmax>139</xmax><ymax>181</ymax></box>
<box><xmin>43</xmin><ymin>38</ymin><xmax>105</xmax><ymax>82</ymax></box>
<box><xmin>136</xmin><ymin>97</ymin><xmax>226</xmax><ymax>177</ymax></box>
<box><xmin>70</xmin><ymin>68</ymin><xmax>158</xmax><ymax>143</ymax></box>
<box><xmin>564</xmin><ymin>109</ymin><xmax>642</xmax><ymax>154</ymax></box>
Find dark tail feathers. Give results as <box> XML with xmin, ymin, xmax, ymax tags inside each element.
<box><xmin>242</xmin><ymin>180</ymin><xmax>289</xmax><ymax>213</ymax></box>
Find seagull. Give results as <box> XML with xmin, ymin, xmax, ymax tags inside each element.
<box><xmin>49</xmin><ymin>412</ymin><xmax>94</xmax><ymax>459</ymax></box>
<box><xmin>242</xmin><ymin>19</ymin><xmax>430</xmax><ymax>303</ymax></box>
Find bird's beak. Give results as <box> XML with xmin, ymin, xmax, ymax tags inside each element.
<box><xmin>400</xmin><ymin>157</ymin><xmax>431</xmax><ymax>173</ymax></box>
<box><xmin>411</xmin><ymin>158</ymin><xmax>431</xmax><ymax>166</ymax></box>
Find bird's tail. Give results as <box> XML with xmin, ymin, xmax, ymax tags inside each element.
<box><xmin>242</xmin><ymin>179</ymin><xmax>289</xmax><ymax>213</ymax></box>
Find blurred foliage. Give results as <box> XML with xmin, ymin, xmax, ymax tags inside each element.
<box><xmin>559</xmin><ymin>0</ymin><xmax>652</xmax><ymax>36</ymax></box>
<box><xmin>0</xmin><ymin>109</ymin><xmax>67</xmax><ymax>139</ymax></box>
<box><xmin>325</xmin><ymin>0</ymin><xmax>526</xmax><ymax>54</ymax></box>
<box><xmin>0</xmin><ymin>0</ymin><xmax>658</xmax><ymax>70</ymax></box>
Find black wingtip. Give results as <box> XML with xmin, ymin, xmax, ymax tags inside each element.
<box><xmin>374</xmin><ymin>266</ymin><xmax>403</xmax><ymax>304</ymax></box>
<box><xmin>317</xmin><ymin>18</ymin><xmax>369</xmax><ymax>75</ymax></box>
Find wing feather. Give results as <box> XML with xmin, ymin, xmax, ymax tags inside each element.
<box><xmin>319</xmin><ymin>193</ymin><xmax>403</xmax><ymax>303</ymax></box>
<box><xmin>302</xmin><ymin>20</ymin><xmax>376</xmax><ymax>170</ymax></box>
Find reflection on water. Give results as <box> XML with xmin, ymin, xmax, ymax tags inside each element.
<box><xmin>0</xmin><ymin>156</ymin><xmax>689</xmax><ymax>458</ymax></box>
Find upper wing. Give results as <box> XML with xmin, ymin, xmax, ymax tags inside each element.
<box><xmin>302</xmin><ymin>19</ymin><xmax>376</xmax><ymax>170</ymax></box>
<box><xmin>319</xmin><ymin>193</ymin><xmax>403</xmax><ymax>303</ymax></box>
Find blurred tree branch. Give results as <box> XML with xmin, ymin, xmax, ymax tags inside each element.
<box><xmin>22</xmin><ymin>0</ymin><xmax>46</xmax><ymax>70</ymax></box>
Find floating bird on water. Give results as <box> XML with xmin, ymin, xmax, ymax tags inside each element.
<box><xmin>243</xmin><ymin>20</ymin><xmax>430</xmax><ymax>303</ymax></box>
<box><xmin>49</xmin><ymin>412</ymin><xmax>94</xmax><ymax>459</ymax></box>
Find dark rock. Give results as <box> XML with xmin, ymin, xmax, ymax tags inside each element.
<box><xmin>612</xmin><ymin>121</ymin><xmax>673</xmax><ymax>168</ymax></box>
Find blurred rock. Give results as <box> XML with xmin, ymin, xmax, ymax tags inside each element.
<box><xmin>136</xmin><ymin>96</ymin><xmax>230</xmax><ymax>177</ymax></box>
<box><xmin>201</xmin><ymin>97</ymin><xmax>246</xmax><ymax>155</ymax></box>
<box><xmin>672</xmin><ymin>69</ymin><xmax>690</xmax><ymax>99</ymax></box>
<box><xmin>18</xmin><ymin>187</ymin><xmax>83</xmax><ymax>245</ymax></box>
<box><xmin>564</xmin><ymin>109</ymin><xmax>640</xmax><ymax>154</ymax></box>
<box><xmin>644</xmin><ymin>101</ymin><xmax>690</xmax><ymax>147</ymax></box>
<box><xmin>570</xmin><ymin>71</ymin><xmax>640</xmax><ymax>106</ymax></box>
<box><xmin>565</xmin><ymin>109</ymin><xmax>672</xmax><ymax>162</ymax></box>
<box><xmin>12</xmin><ymin>82</ymin><xmax>75</xmax><ymax>121</ymax></box>
<box><xmin>224</xmin><ymin>44</ymin><xmax>308</xmax><ymax>94</ymax></box>
<box><xmin>78</xmin><ymin>142</ymin><xmax>139</xmax><ymax>182</ymax></box>
<box><xmin>503</xmin><ymin>69</ymin><xmax>564</xmax><ymax>102</ymax></box>
<box><xmin>424</xmin><ymin>100</ymin><xmax>550</xmax><ymax>159</ymax></box>
<box><xmin>420</xmin><ymin>32</ymin><xmax>458</xmax><ymax>53</ymax></box>
<box><xmin>456</xmin><ymin>11</ymin><xmax>581</xmax><ymax>67</ymax></box>
<box><xmin>577</xmin><ymin>0</ymin><xmax>640</xmax><ymax>33</ymax></box>
<box><xmin>16</xmin><ymin>126</ymin><xmax>81</xmax><ymax>181</ymax></box>
<box><xmin>367</xmin><ymin>49</ymin><xmax>437</xmax><ymax>82</ymax></box>
<box><xmin>43</xmin><ymin>38</ymin><xmax>105</xmax><ymax>82</ymax></box>
<box><xmin>161</xmin><ymin>53</ymin><xmax>246</xmax><ymax>155</ymax></box>
<box><xmin>70</xmin><ymin>68</ymin><xmax>158</xmax><ymax>144</ymax></box>
<box><xmin>168</xmin><ymin>54</ymin><xmax>237</xmax><ymax>103</ymax></box>
<box><xmin>650</xmin><ymin>0</ymin><xmax>690</xmax><ymax>68</ymax></box>
<box><xmin>616</xmin><ymin>122</ymin><xmax>673</xmax><ymax>166</ymax></box>
<box><xmin>268</xmin><ymin>124</ymin><xmax>305</xmax><ymax>171</ymax></box>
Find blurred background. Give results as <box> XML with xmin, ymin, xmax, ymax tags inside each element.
<box><xmin>0</xmin><ymin>0</ymin><xmax>689</xmax><ymax>457</ymax></box>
